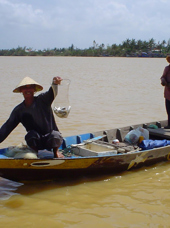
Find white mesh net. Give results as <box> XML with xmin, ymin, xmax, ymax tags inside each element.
<box><xmin>53</xmin><ymin>79</ymin><xmax>71</xmax><ymax>118</ymax></box>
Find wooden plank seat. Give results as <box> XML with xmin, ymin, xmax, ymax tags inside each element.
<box><xmin>59</xmin><ymin>133</ymin><xmax>95</xmax><ymax>149</ymax></box>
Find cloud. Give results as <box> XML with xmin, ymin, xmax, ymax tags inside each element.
<box><xmin>0</xmin><ymin>0</ymin><xmax>170</xmax><ymax>49</ymax></box>
<box><xmin>0</xmin><ymin>0</ymin><xmax>48</xmax><ymax>29</ymax></box>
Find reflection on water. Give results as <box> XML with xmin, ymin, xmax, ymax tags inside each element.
<box><xmin>0</xmin><ymin>178</ymin><xmax>23</xmax><ymax>200</ymax></box>
<box><xmin>0</xmin><ymin>162</ymin><xmax>170</xmax><ymax>227</ymax></box>
<box><xmin>1</xmin><ymin>162</ymin><xmax>170</xmax><ymax>227</ymax></box>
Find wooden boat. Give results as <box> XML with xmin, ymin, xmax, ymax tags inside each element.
<box><xmin>0</xmin><ymin>119</ymin><xmax>170</xmax><ymax>182</ymax></box>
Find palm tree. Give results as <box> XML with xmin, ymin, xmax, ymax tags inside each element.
<box><xmin>148</xmin><ymin>38</ymin><xmax>155</xmax><ymax>50</ymax></box>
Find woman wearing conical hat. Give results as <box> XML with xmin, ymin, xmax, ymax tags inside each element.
<box><xmin>0</xmin><ymin>76</ymin><xmax>64</xmax><ymax>158</ymax></box>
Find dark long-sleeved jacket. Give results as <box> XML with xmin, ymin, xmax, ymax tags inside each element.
<box><xmin>0</xmin><ymin>86</ymin><xmax>59</xmax><ymax>143</ymax></box>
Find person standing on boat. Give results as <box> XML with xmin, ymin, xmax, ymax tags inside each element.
<box><xmin>0</xmin><ymin>76</ymin><xmax>64</xmax><ymax>158</ymax></box>
<box><xmin>161</xmin><ymin>55</ymin><xmax>170</xmax><ymax>128</ymax></box>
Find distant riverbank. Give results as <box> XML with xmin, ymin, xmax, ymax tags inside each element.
<box><xmin>0</xmin><ymin>38</ymin><xmax>169</xmax><ymax>57</ymax></box>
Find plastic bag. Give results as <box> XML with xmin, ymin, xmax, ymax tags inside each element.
<box><xmin>53</xmin><ymin>79</ymin><xmax>71</xmax><ymax>118</ymax></box>
<box><xmin>124</xmin><ymin>127</ymin><xmax>149</xmax><ymax>144</ymax></box>
<box><xmin>138</xmin><ymin>126</ymin><xmax>149</xmax><ymax>140</ymax></box>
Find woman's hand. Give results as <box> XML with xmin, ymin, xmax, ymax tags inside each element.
<box><xmin>161</xmin><ymin>78</ymin><xmax>167</xmax><ymax>86</ymax></box>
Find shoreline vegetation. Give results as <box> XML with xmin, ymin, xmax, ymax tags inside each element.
<box><xmin>0</xmin><ymin>38</ymin><xmax>170</xmax><ymax>57</ymax></box>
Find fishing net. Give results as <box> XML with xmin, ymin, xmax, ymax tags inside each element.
<box><xmin>53</xmin><ymin>79</ymin><xmax>71</xmax><ymax>118</ymax></box>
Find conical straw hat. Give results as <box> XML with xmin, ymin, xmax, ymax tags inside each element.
<box><xmin>13</xmin><ymin>77</ymin><xmax>43</xmax><ymax>93</ymax></box>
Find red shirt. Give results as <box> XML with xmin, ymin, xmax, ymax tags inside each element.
<box><xmin>161</xmin><ymin>65</ymin><xmax>170</xmax><ymax>100</ymax></box>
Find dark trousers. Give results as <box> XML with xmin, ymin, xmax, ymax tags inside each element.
<box><xmin>165</xmin><ymin>99</ymin><xmax>170</xmax><ymax>126</ymax></box>
<box><xmin>25</xmin><ymin>130</ymin><xmax>63</xmax><ymax>152</ymax></box>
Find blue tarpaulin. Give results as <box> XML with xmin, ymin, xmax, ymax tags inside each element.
<box><xmin>139</xmin><ymin>139</ymin><xmax>170</xmax><ymax>150</ymax></box>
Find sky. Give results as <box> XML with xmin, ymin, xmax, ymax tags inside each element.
<box><xmin>0</xmin><ymin>0</ymin><xmax>170</xmax><ymax>50</ymax></box>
